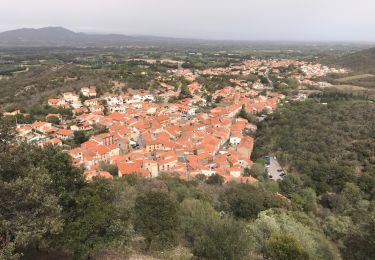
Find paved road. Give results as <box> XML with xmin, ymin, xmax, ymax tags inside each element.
<box><xmin>267</xmin><ymin>157</ymin><xmax>284</xmax><ymax>181</ymax></box>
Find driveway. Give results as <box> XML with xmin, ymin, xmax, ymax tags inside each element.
<box><xmin>267</xmin><ymin>156</ymin><xmax>285</xmax><ymax>181</ymax></box>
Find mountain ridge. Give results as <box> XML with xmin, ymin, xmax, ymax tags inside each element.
<box><xmin>0</xmin><ymin>26</ymin><xmax>205</xmax><ymax>47</ymax></box>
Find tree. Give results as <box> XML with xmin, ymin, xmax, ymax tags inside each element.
<box><xmin>46</xmin><ymin>116</ymin><xmax>60</xmax><ymax>125</ymax></box>
<box><xmin>0</xmin><ymin>119</ymin><xmax>87</xmax><ymax>258</ymax></box>
<box><xmin>100</xmin><ymin>162</ymin><xmax>119</xmax><ymax>177</ymax></box>
<box><xmin>206</xmin><ymin>174</ymin><xmax>224</xmax><ymax>185</ymax></box>
<box><xmin>134</xmin><ymin>190</ymin><xmax>180</xmax><ymax>250</ymax></box>
<box><xmin>248</xmin><ymin>209</ymin><xmax>336</xmax><ymax>260</ymax></box>
<box><xmin>291</xmin><ymin>188</ymin><xmax>317</xmax><ymax>212</ymax></box>
<box><xmin>284</xmin><ymin>77</ymin><xmax>299</xmax><ymax>89</ymax></box>
<box><xmin>323</xmin><ymin>215</ymin><xmax>352</xmax><ymax>241</ymax></box>
<box><xmin>180</xmin><ymin>199</ymin><xmax>250</xmax><ymax>260</ymax></box>
<box><xmin>0</xmin><ymin>122</ymin><xmax>64</xmax><ymax>258</ymax></box>
<box><xmin>62</xmin><ymin>179</ymin><xmax>131</xmax><ymax>259</ymax></box>
<box><xmin>279</xmin><ymin>174</ymin><xmax>303</xmax><ymax>197</ymax></box>
<box><xmin>178</xmin><ymin>84</ymin><xmax>192</xmax><ymax>100</ymax></box>
<box><xmin>342</xmin><ymin>216</ymin><xmax>375</xmax><ymax>260</ymax></box>
<box><xmin>247</xmin><ymin>163</ymin><xmax>266</xmax><ymax>178</ymax></box>
<box><xmin>0</xmin><ymin>116</ymin><xmax>15</xmax><ymax>147</ymax></box>
<box><xmin>220</xmin><ymin>184</ymin><xmax>283</xmax><ymax>220</ymax></box>
<box><xmin>215</xmin><ymin>96</ymin><xmax>224</xmax><ymax>103</ymax></box>
<box><xmin>0</xmin><ymin>168</ymin><xmax>62</xmax><ymax>259</ymax></box>
<box><xmin>193</xmin><ymin>216</ymin><xmax>250</xmax><ymax>260</ymax></box>
<box><xmin>266</xmin><ymin>233</ymin><xmax>309</xmax><ymax>260</ymax></box>
<box><xmin>74</xmin><ymin>130</ymin><xmax>89</xmax><ymax>145</ymax></box>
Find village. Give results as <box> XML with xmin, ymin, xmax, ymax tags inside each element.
<box><xmin>7</xmin><ymin>59</ymin><xmax>346</xmax><ymax>183</ymax></box>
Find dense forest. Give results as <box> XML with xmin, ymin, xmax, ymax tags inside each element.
<box><xmin>253</xmin><ymin>92</ymin><xmax>375</xmax><ymax>260</ymax></box>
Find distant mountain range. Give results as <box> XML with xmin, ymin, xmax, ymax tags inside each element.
<box><xmin>0</xmin><ymin>26</ymin><xmax>208</xmax><ymax>47</ymax></box>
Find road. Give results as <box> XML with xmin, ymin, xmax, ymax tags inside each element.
<box><xmin>267</xmin><ymin>156</ymin><xmax>284</xmax><ymax>181</ymax></box>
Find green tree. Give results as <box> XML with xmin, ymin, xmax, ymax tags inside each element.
<box><xmin>46</xmin><ymin>116</ymin><xmax>60</xmax><ymax>125</ymax></box>
<box><xmin>134</xmin><ymin>190</ymin><xmax>180</xmax><ymax>250</ymax></box>
<box><xmin>0</xmin><ymin>121</ymin><xmax>65</xmax><ymax>258</ymax></box>
<box><xmin>62</xmin><ymin>179</ymin><xmax>131</xmax><ymax>259</ymax></box>
<box><xmin>221</xmin><ymin>184</ymin><xmax>283</xmax><ymax>220</ymax></box>
<box><xmin>248</xmin><ymin>209</ymin><xmax>336</xmax><ymax>260</ymax></box>
<box><xmin>180</xmin><ymin>199</ymin><xmax>250</xmax><ymax>260</ymax></box>
<box><xmin>206</xmin><ymin>174</ymin><xmax>224</xmax><ymax>185</ymax></box>
<box><xmin>266</xmin><ymin>233</ymin><xmax>309</xmax><ymax>260</ymax></box>
<box><xmin>248</xmin><ymin>163</ymin><xmax>266</xmax><ymax>178</ymax></box>
<box><xmin>0</xmin><ymin>168</ymin><xmax>62</xmax><ymax>258</ymax></box>
<box><xmin>100</xmin><ymin>162</ymin><xmax>119</xmax><ymax>177</ymax></box>
<box><xmin>178</xmin><ymin>84</ymin><xmax>192</xmax><ymax>100</ymax></box>
<box><xmin>323</xmin><ymin>215</ymin><xmax>352</xmax><ymax>241</ymax></box>
<box><xmin>74</xmin><ymin>130</ymin><xmax>89</xmax><ymax>145</ymax></box>
<box><xmin>342</xmin><ymin>216</ymin><xmax>375</xmax><ymax>260</ymax></box>
<box><xmin>279</xmin><ymin>174</ymin><xmax>303</xmax><ymax>197</ymax></box>
<box><xmin>291</xmin><ymin>188</ymin><xmax>317</xmax><ymax>212</ymax></box>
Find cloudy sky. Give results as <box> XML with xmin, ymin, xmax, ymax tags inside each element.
<box><xmin>1</xmin><ymin>0</ymin><xmax>374</xmax><ymax>42</ymax></box>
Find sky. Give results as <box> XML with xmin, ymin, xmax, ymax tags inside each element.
<box><xmin>0</xmin><ymin>0</ymin><xmax>374</xmax><ymax>42</ymax></box>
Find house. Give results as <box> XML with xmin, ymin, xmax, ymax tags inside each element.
<box><xmin>142</xmin><ymin>160</ymin><xmax>159</xmax><ymax>178</ymax></box>
<box><xmin>48</xmin><ymin>98</ymin><xmax>66</xmax><ymax>108</ymax></box>
<box><xmin>31</xmin><ymin>121</ymin><xmax>52</xmax><ymax>133</ymax></box>
<box><xmin>56</xmin><ymin>129</ymin><xmax>74</xmax><ymax>140</ymax></box>
<box><xmin>188</xmin><ymin>83</ymin><xmax>201</xmax><ymax>94</ymax></box>
<box><xmin>106</xmin><ymin>95</ymin><xmax>124</xmax><ymax>106</ymax></box>
<box><xmin>40</xmin><ymin>138</ymin><xmax>63</xmax><ymax>147</ymax></box>
<box><xmin>118</xmin><ymin>161</ymin><xmax>146</xmax><ymax>177</ymax></box>
<box><xmin>63</xmin><ymin>92</ymin><xmax>80</xmax><ymax>103</ymax></box>
<box><xmin>230</xmin><ymin>133</ymin><xmax>243</xmax><ymax>145</ymax></box>
<box><xmin>16</xmin><ymin>125</ymin><xmax>33</xmax><ymax>137</ymax></box>
<box><xmin>228</xmin><ymin>165</ymin><xmax>241</xmax><ymax>178</ymax></box>
<box><xmin>70</xmin><ymin>121</ymin><xmax>92</xmax><ymax>131</ymax></box>
<box><xmin>89</xmin><ymin>105</ymin><xmax>104</xmax><ymax>113</ymax></box>
<box><xmin>81</xmin><ymin>87</ymin><xmax>97</xmax><ymax>97</ymax></box>
<box><xmin>84</xmin><ymin>170</ymin><xmax>113</xmax><ymax>181</ymax></box>
<box><xmin>158</xmin><ymin>155</ymin><xmax>178</xmax><ymax>172</ymax></box>
<box><xmin>236</xmin><ymin>136</ymin><xmax>254</xmax><ymax>159</ymax></box>
<box><xmin>84</xmin><ymin>99</ymin><xmax>99</xmax><ymax>107</ymax></box>
<box><xmin>3</xmin><ymin>110</ymin><xmax>22</xmax><ymax>116</ymax></box>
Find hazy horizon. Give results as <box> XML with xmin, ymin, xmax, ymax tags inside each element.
<box><xmin>1</xmin><ymin>0</ymin><xmax>375</xmax><ymax>42</ymax></box>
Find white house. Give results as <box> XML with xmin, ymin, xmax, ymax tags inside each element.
<box><xmin>230</xmin><ymin>133</ymin><xmax>242</xmax><ymax>145</ymax></box>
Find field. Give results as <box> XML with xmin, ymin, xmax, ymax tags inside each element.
<box><xmin>336</xmin><ymin>74</ymin><xmax>375</xmax><ymax>82</ymax></box>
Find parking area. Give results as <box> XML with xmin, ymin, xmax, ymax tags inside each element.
<box><xmin>267</xmin><ymin>156</ymin><xmax>286</xmax><ymax>181</ymax></box>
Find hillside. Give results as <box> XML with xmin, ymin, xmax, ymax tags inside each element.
<box><xmin>325</xmin><ymin>47</ymin><xmax>375</xmax><ymax>73</ymax></box>
<box><xmin>253</xmin><ymin>95</ymin><xmax>375</xmax><ymax>193</ymax></box>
